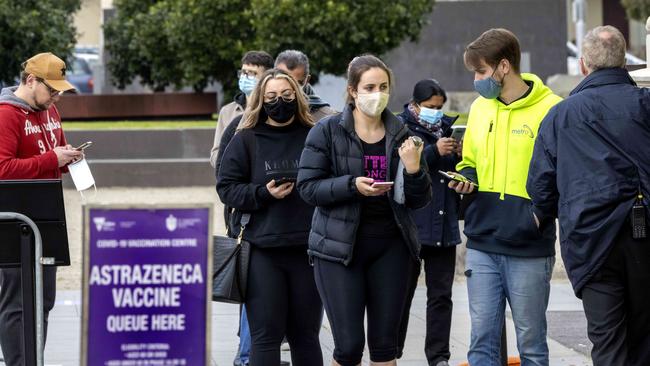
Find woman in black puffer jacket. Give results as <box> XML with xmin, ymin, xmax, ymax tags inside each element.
<box><xmin>297</xmin><ymin>55</ymin><xmax>432</xmax><ymax>366</ymax></box>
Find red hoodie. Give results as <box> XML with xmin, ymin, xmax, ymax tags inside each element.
<box><xmin>0</xmin><ymin>95</ymin><xmax>68</xmax><ymax>179</ymax></box>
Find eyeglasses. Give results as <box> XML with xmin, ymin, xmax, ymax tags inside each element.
<box><xmin>263</xmin><ymin>89</ymin><xmax>296</xmax><ymax>104</ymax></box>
<box><xmin>237</xmin><ymin>69</ymin><xmax>258</xmax><ymax>79</ymax></box>
<box><xmin>36</xmin><ymin>78</ymin><xmax>62</xmax><ymax>96</ymax></box>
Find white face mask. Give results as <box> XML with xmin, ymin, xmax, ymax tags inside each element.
<box><xmin>355</xmin><ymin>91</ymin><xmax>389</xmax><ymax>117</ymax></box>
<box><xmin>68</xmin><ymin>158</ymin><xmax>96</xmax><ymax>197</ymax></box>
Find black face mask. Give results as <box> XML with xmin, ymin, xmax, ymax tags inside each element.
<box><xmin>263</xmin><ymin>99</ymin><xmax>298</xmax><ymax>123</ymax></box>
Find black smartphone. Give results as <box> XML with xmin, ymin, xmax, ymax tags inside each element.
<box><xmin>76</xmin><ymin>141</ymin><xmax>92</xmax><ymax>151</ymax></box>
<box><xmin>274</xmin><ymin>177</ymin><xmax>297</xmax><ymax>185</ymax></box>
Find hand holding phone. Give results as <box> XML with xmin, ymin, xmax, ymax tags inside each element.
<box><xmin>371</xmin><ymin>181</ymin><xmax>394</xmax><ymax>188</ymax></box>
<box><xmin>274</xmin><ymin>177</ymin><xmax>297</xmax><ymax>185</ymax></box>
<box><xmin>450</xmin><ymin>126</ymin><xmax>466</xmax><ymax>142</ymax></box>
<box><xmin>438</xmin><ymin>170</ymin><xmax>477</xmax><ymax>187</ymax></box>
<box><xmin>76</xmin><ymin>141</ymin><xmax>92</xmax><ymax>151</ymax></box>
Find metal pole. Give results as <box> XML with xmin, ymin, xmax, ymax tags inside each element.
<box><xmin>573</xmin><ymin>0</ymin><xmax>586</xmax><ymax>58</ymax></box>
<box><xmin>0</xmin><ymin>212</ymin><xmax>47</xmax><ymax>366</ymax></box>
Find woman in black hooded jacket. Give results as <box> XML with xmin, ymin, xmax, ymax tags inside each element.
<box><xmin>217</xmin><ymin>69</ymin><xmax>323</xmax><ymax>366</ymax></box>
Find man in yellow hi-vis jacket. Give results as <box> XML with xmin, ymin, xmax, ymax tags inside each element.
<box><xmin>450</xmin><ymin>28</ymin><xmax>562</xmax><ymax>366</ymax></box>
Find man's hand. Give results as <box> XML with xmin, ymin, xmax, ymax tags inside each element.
<box><xmin>355</xmin><ymin>177</ymin><xmax>391</xmax><ymax>197</ymax></box>
<box><xmin>266</xmin><ymin>180</ymin><xmax>294</xmax><ymax>199</ymax></box>
<box><xmin>448</xmin><ymin>179</ymin><xmax>475</xmax><ymax>194</ymax></box>
<box><xmin>54</xmin><ymin>145</ymin><xmax>83</xmax><ymax>167</ymax></box>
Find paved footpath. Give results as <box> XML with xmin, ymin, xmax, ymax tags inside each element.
<box><xmin>1</xmin><ymin>281</ymin><xmax>591</xmax><ymax>366</ymax></box>
<box><xmin>0</xmin><ymin>187</ymin><xmax>592</xmax><ymax>365</ymax></box>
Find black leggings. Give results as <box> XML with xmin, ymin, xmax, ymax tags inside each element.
<box><xmin>314</xmin><ymin>234</ymin><xmax>415</xmax><ymax>366</ymax></box>
<box><xmin>246</xmin><ymin>245</ymin><xmax>323</xmax><ymax>366</ymax></box>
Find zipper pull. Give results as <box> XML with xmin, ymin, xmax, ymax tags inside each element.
<box><xmin>489</xmin><ymin>121</ymin><xmax>493</xmax><ymax>132</ymax></box>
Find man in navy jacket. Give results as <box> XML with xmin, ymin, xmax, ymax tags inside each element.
<box><xmin>527</xmin><ymin>25</ymin><xmax>650</xmax><ymax>366</ymax></box>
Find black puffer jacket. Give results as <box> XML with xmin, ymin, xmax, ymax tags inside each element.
<box><xmin>297</xmin><ymin>104</ymin><xmax>432</xmax><ymax>265</ymax></box>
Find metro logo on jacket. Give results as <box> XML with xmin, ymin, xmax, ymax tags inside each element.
<box><xmin>456</xmin><ymin>73</ymin><xmax>562</xmax><ymax>257</ymax></box>
<box><xmin>0</xmin><ymin>103</ymin><xmax>66</xmax><ymax>179</ymax></box>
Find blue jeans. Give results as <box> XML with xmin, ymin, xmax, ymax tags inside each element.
<box><xmin>466</xmin><ymin>248</ymin><xmax>554</xmax><ymax>366</ymax></box>
<box><xmin>235</xmin><ymin>304</ymin><xmax>251</xmax><ymax>365</ymax></box>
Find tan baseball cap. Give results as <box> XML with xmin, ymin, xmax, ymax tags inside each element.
<box><xmin>23</xmin><ymin>52</ymin><xmax>76</xmax><ymax>92</ymax></box>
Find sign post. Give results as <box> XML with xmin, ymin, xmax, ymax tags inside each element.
<box><xmin>81</xmin><ymin>205</ymin><xmax>213</xmax><ymax>366</ymax></box>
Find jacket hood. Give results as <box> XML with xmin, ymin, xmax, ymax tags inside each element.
<box><xmin>0</xmin><ymin>87</ymin><xmax>34</xmax><ymax>112</ymax></box>
<box><xmin>303</xmin><ymin>84</ymin><xmax>331</xmax><ymax>109</ymax></box>
<box><xmin>570</xmin><ymin>67</ymin><xmax>636</xmax><ymax>96</ymax></box>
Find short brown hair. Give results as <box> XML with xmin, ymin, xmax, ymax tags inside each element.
<box><xmin>241</xmin><ymin>51</ymin><xmax>274</xmax><ymax>70</ymax></box>
<box><xmin>345</xmin><ymin>54</ymin><xmax>394</xmax><ymax>105</ymax></box>
<box><xmin>464</xmin><ymin>28</ymin><xmax>521</xmax><ymax>73</ymax></box>
<box><xmin>20</xmin><ymin>71</ymin><xmax>30</xmax><ymax>84</ymax></box>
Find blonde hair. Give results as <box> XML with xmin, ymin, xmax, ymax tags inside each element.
<box><xmin>240</xmin><ymin>69</ymin><xmax>314</xmax><ymax>129</ymax></box>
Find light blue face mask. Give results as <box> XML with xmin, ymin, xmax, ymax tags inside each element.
<box><xmin>474</xmin><ymin>70</ymin><xmax>503</xmax><ymax>99</ymax></box>
<box><xmin>419</xmin><ymin>106</ymin><xmax>444</xmax><ymax>125</ymax></box>
<box><xmin>238</xmin><ymin>75</ymin><xmax>257</xmax><ymax>96</ymax></box>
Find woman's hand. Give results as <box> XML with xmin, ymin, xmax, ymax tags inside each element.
<box><xmin>266</xmin><ymin>180</ymin><xmax>294</xmax><ymax>199</ymax></box>
<box><xmin>398</xmin><ymin>137</ymin><xmax>424</xmax><ymax>174</ymax></box>
<box><xmin>355</xmin><ymin>177</ymin><xmax>392</xmax><ymax>197</ymax></box>
<box><xmin>436</xmin><ymin>137</ymin><xmax>457</xmax><ymax>156</ymax></box>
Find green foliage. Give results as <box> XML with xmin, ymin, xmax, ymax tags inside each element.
<box><xmin>105</xmin><ymin>0</ymin><xmax>434</xmax><ymax>93</ymax></box>
<box><xmin>250</xmin><ymin>0</ymin><xmax>434</xmax><ymax>76</ymax></box>
<box><xmin>621</xmin><ymin>0</ymin><xmax>650</xmax><ymax>22</ymax></box>
<box><xmin>0</xmin><ymin>0</ymin><xmax>81</xmax><ymax>85</ymax></box>
<box><xmin>104</xmin><ymin>0</ymin><xmax>181</xmax><ymax>91</ymax></box>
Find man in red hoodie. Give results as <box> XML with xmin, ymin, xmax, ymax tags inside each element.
<box><xmin>0</xmin><ymin>52</ymin><xmax>81</xmax><ymax>365</ymax></box>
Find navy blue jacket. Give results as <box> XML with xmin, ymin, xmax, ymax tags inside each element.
<box><xmin>527</xmin><ymin>68</ymin><xmax>650</xmax><ymax>296</ymax></box>
<box><xmin>297</xmin><ymin>105</ymin><xmax>432</xmax><ymax>265</ymax></box>
<box><xmin>398</xmin><ymin>106</ymin><xmax>461</xmax><ymax>247</ymax></box>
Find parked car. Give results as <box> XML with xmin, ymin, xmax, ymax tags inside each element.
<box><xmin>66</xmin><ymin>56</ymin><xmax>94</xmax><ymax>94</ymax></box>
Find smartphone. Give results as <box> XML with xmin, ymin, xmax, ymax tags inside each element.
<box><xmin>371</xmin><ymin>181</ymin><xmax>394</xmax><ymax>187</ymax></box>
<box><xmin>274</xmin><ymin>177</ymin><xmax>296</xmax><ymax>185</ymax></box>
<box><xmin>76</xmin><ymin>141</ymin><xmax>92</xmax><ymax>151</ymax></box>
<box><xmin>450</xmin><ymin>126</ymin><xmax>466</xmax><ymax>141</ymax></box>
<box><xmin>438</xmin><ymin>170</ymin><xmax>478</xmax><ymax>187</ymax></box>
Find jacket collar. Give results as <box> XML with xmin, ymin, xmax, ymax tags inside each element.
<box><xmin>339</xmin><ymin>103</ymin><xmax>407</xmax><ymax>141</ymax></box>
<box><xmin>570</xmin><ymin>67</ymin><xmax>637</xmax><ymax>96</ymax></box>
<box><xmin>234</xmin><ymin>92</ymin><xmax>247</xmax><ymax>108</ymax></box>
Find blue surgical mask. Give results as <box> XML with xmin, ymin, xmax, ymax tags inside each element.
<box><xmin>238</xmin><ymin>75</ymin><xmax>257</xmax><ymax>96</ymax></box>
<box><xmin>473</xmin><ymin>70</ymin><xmax>503</xmax><ymax>99</ymax></box>
<box><xmin>419</xmin><ymin>106</ymin><xmax>443</xmax><ymax>125</ymax></box>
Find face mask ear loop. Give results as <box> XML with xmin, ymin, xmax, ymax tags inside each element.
<box><xmin>91</xmin><ymin>184</ymin><xmax>98</xmax><ymax>201</ymax></box>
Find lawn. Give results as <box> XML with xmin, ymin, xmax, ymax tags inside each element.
<box><xmin>62</xmin><ymin>112</ymin><xmax>467</xmax><ymax>130</ymax></box>
<box><xmin>62</xmin><ymin>120</ymin><xmax>216</xmax><ymax>130</ymax></box>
